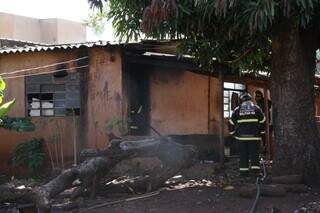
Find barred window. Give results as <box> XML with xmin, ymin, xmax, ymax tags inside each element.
<box><xmin>26</xmin><ymin>72</ymin><xmax>80</xmax><ymax>117</ymax></box>
<box><xmin>224</xmin><ymin>82</ymin><xmax>246</xmax><ymax>118</ymax></box>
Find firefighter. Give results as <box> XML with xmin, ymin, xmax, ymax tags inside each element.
<box><xmin>229</xmin><ymin>93</ymin><xmax>266</xmax><ymax>177</ymax></box>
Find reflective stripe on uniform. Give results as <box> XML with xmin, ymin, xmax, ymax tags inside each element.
<box><xmin>130</xmin><ymin>126</ymin><xmax>139</xmax><ymax>129</ymax></box>
<box><xmin>251</xmin><ymin>166</ymin><xmax>261</xmax><ymax>170</ymax></box>
<box><xmin>229</xmin><ymin>119</ymin><xmax>235</xmax><ymax>125</ymax></box>
<box><xmin>259</xmin><ymin>116</ymin><xmax>266</xmax><ymax>123</ymax></box>
<box><xmin>137</xmin><ymin>106</ymin><xmax>142</xmax><ymax>114</ymax></box>
<box><xmin>260</xmin><ymin>131</ymin><xmax>266</xmax><ymax>134</ymax></box>
<box><xmin>229</xmin><ymin>131</ymin><xmax>236</xmax><ymax>135</ymax></box>
<box><xmin>235</xmin><ymin>136</ymin><xmax>261</xmax><ymax>141</ymax></box>
<box><xmin>237</xmin><ymin>119</ymin><xmax>258</xmax><ymax>123</ymax></box>
<box><xmin>239</xmin><ymin>168</ymin><xmax>249</xmax><ymax>171</ymax></box>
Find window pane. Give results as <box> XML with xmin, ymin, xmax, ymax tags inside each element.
<box><xmin>224</xmin><ymin>91</ymin><xmax>229</xmax><ymax>96</ymax></box>
<box><xmin>224</xmin><ymin>104</ymin><xmax>229</xmax><ymax>110</ymax></box>
<box><xmin>224</xmin><ymin>82</ymin><xmax>235</xmax><ymax>89</ymax></box>
<box><xmin>27</xmin><ymin>94</ymin><xmax>40</xmax><ymax>100</ymax></box>
<box><xmin>41</xmin><ymin>93</ymin><xmax>53</xmax><ymax>101</ymax></box>
<box><xmin>224</xmin><ymin>98</ymin><xmax>229</xmax><ymax>103</ymax></box>
<box><xmin>66</xmin><ymin>93</ymin><xmax>80</xmax><ymax>100</ymax></box>
<box><xmin>28</xmin><ymin>100</ymin><xmax>40</xmax><ymax>109</ymax></box>
<box><xmin>54</xmin><ymin>100</ymin><xmax>65</xmax><ymax>108</ymax></box>
<box><xmin>54</xmin><ymin>93</ymin><xmax>65</xmax><ymax>100</ymax></box>
<box><xmin>55</xmin><ymin>84</ymin><xmax>66</xmax><ymax>92</ymax></box>
<box><xmin>235</xmin><ymin>83</ymin><xmax>245</xmax><ymax>90</ymax></box>
<box><xmin>41</xmin><ymin>85</ymin><xmax>54</xmax><ymax>93</ymax></box>
<box><xmin>224</xmin><ymin>112</ymin><xmax>230</xmax><ymax>118</ymax></box>
<box><xmin>26</xmin><ymin>84</ymin><xmax>40</xmax><ymax>93</ymax></box>
<box><xmin>66</xmin><ymin>84</ymin><xmax>80</xmax><ymax>92</ymax></box>
<box><xmin>66</xmin><ymin>99</ymin><xmax>80</xmax><ymax>108</ymax></box>
<box><xmin>41</xmin><ymin>101</ymin><xmax>54</xmax><ymax>109</ymax></box>
<box><xmin>29</xmin><ymin>109</ymin><xmax>40</xmax><ymax>116</ymax></box>
<box><xmin>42</xmin><ymin>109</ymin><xmax>54</xmax><ymax>116</ymax></box>
<box><xmin>55</xmin><ymin>108</ymin><xmax>66</xmax><ymax>116</ymax></box>
<box><xmin>26</xmin><ymin>72</ymin><xmax>80</xmax><ymax>117</ymax></box>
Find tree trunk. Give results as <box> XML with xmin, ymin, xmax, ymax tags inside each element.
<box><xmin>33</xmin><ymin>137</ymin><xmax>197</xmax><ymax>212</ymax></box>
<box><xmin>271</xmin><ymin>19</ymin><xmax>320</xmax><ymax>182</ymax></box>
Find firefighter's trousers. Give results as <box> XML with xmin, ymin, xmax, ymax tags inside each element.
<box><xmin>237</xmin><ymin>139</ymin><xmax>260</xmax><ymax>175</ymax></box>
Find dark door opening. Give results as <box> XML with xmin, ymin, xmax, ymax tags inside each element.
<box><xmin>126</xmin><ymin>64</ymin><xmax>150</xmax><ymax>136</ymax></box>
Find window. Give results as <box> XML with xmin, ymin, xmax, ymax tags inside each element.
<box><xmin>26</xmin><ymin>72</ymin><xmax>80</xmax><ymax>117</ymax></box>
<box><xmin>224</xmin><ymin>82</ymin><xmax>246</xmax><ymax>118</ymax></box>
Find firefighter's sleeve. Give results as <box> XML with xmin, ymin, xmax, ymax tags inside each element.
<box><xmin>229</xmin><ymin>109</ymin><xmax>237</xmax><ymax>135</ymax></box>
<box><xmin>257</xmin><ymin>107</ymin><xmax>266</xmax><ymax>135</ymax></box>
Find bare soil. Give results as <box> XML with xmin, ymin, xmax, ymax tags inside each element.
<box><xmin>3</xmin><ymin>160</ymin><xmax>320</xmax><ymax>213</ymax></box>
<box><xmin>65</xmin><ymin>183</ymin><xmax>320</xmax><ymax>213</ymax></box>
<box><xmin>56</xmin><ymin>160</ymin><xmax>320</xmax><ymax>213</ymax></box>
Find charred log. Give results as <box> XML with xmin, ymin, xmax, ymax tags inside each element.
<box><xmin>33</xmin><ymin>137</ymin><xmax>197</xmax><ymax>212</ymax></box>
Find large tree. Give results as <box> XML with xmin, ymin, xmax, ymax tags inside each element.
<box><xmin>88</xmin><ymin>0</ymin><xmax>320</xmax><ymax>182</ymax></box>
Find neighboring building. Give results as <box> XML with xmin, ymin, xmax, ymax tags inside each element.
<box><xmin>0</xmin><ymin>12</ymin><xmax>86</xmax><ymax>44</ymax></box>
<box><xmin>0</xmin><ymin>40</ymin><xmax>318</xmax><ymax>174</ymax></box>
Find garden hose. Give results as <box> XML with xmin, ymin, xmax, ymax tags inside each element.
<box><xmin>249</xmin><ymin>157</ymin><xmax>267</xmax><ymax>213</ymax></box>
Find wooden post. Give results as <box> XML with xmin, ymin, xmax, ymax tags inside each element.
<box><xmin>263</xmin><ymin>87</ymin><xmax>271</xmax><ymax>159</ymax></box>
<box><xmin>219</xmin><ymin>70</ymin><xmax>225</xmax><ymax>165</ymax></box>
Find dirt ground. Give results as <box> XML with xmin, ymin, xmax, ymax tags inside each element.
<box><xmin>52</xmin><ymin>160</ymin><xmax>320</xmax><ymax>213</ymax></box>
<box><xmin>3</xmin><ymin>160</ymin><xmax>320</xmax><ymax>213</ymax></box>
<box><xmin>65</xmin><ymin>183</ymin><xmax>320</xmax><ymax>213</ymax></box>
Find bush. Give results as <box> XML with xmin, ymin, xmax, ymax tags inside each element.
<box><xmin>12</xmin><ymin>138</ymin><xmax>45</xmax><ymax>176</ymax></box>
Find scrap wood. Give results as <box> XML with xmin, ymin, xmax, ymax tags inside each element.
<box><xmin>75</xmin><ymin>188</ymin><xmax>164</xmax><ymax>213</ymax></box>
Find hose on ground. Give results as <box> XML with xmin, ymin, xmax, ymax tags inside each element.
<box><xmin>249</xmin><ymin>157</ymin><xmax>267</xmax><ymax>213</ymax></box>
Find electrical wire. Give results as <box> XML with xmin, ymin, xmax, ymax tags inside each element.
<box><xmin>0</xmin><ymin>56</ymin><xmax>89</xmax><ymax>76</ymax></box>
<box><xmin>0</xmin><ymin>44</ymin><xmax>181</xmax><ymax>80</ymax></box>
<box><xmin>0</xmin><ymin>45</ymin><xmax>177</xmax><ymax>76</ymax></box>
<box><xmin>2</xmin><ymin>65</ymin><xmax>89</xmax><ymax>80</ymax></box>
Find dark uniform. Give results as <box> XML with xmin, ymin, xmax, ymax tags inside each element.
<box><xmin>229</xmin><ymin>93</ymin><xmax>266</xmax><ymax>176</ymax></box>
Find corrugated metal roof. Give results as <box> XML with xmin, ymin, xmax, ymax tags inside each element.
<box><xmin>0</xmin><ymin>40</ymin><xmax>123</xmax><ymax>54</ymax></box>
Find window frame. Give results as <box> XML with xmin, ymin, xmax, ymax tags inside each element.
<box><xmin>25</xmin><ymin>73</ymin><xmax>80</xmax><ymax>117</ymax></box>
<box><xmin>223</xmin><ymin>82</ymin><xmax>246</xmax><ymax>118</ymax></box>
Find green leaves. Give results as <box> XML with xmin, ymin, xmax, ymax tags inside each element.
<box><xmin>85</xmin><ymin>10</ymin><xmax>108</xmax><ymax>35</ymax></box>
<box><xmin>89</xmin><ymin>0</ymin><xmax>320</xmax><ymax>73</ymax></box>
<box><xmin>1</xmin><ymin>117</ymin><xmax>35</xmax><ymax>132</ymax></box>
<box><xmin>0</xmin><ymin>76</ymin><xmax>6</xmax><ymax>91</ymax></box>
<box><xmin>0</xmin><ymin>61</ymin><xmax>35</xmax><ymax>132</ymax></box>
<box><xmin>12</xmin><ymin>138</ymin><xmax>45</xmax><ymax>176</ymax></box>
<box><xmin>0</xmin><ymin>76</ymin><xmax>16</xmax><ymax>120</ymax></box>
<box><xmin>0</xmin><ymin>76</ymin><xmax>6</xmax><ymax>104</ymax></box>
<box><xmin>0</xmin><ymin>99</ymin><xmax>15</xmax><ymax>118</ymax></box>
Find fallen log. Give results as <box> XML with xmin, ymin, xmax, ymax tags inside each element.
<box><xmin>0</xmin><ymin>185</ymin><xmax>33</xmax><ymax>203</ymax></box>
<box><xmin>33</xmin><ymin>137</ymin><xmax>197</xmax><ymax>212</ymax></box>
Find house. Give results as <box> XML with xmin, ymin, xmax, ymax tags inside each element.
<box><xmin>0</xmin><ymin>39</ymin><xmax>319</xmax><ymax>173</ymax></box>
<box><xmin>0</xmin><ymin>12</ymin><xmax>86</xmax><ymax>44</ymax></box>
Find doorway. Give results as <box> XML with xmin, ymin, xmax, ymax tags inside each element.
<box><xmin>126</xmin><ymin>64</ymin><xmax>150</xmax><ymax>136</ymax></box>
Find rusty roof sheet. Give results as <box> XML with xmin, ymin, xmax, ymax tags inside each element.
<box><xmin>0</xmin><ymin>40</ymin><xmax>122</xmax><ymax>54</ymax></box>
